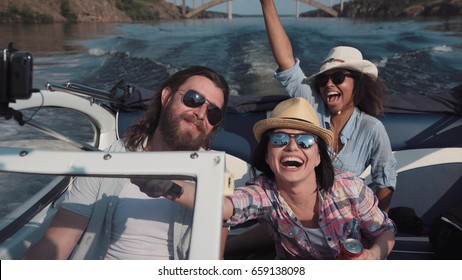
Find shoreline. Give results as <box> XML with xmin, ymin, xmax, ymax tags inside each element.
<box><xmin>0</xmin><ymin>0</ymin><xmax>461</xmax><ymax>24</ymax></box>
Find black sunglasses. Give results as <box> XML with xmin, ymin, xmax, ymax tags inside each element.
<box><xmin>270</xmin><ymin>132</ymin><xmax>317</xmax><ymax>149</ymax></box>
<box><xmin>180</xmin><ymin>89</ymin><xmax>223</xmax><ymax>126</ymax></box>
<box><xmin>315</xmin><ymin>71</ymin><xmax>352</xmax><ymax>88</ymax></box>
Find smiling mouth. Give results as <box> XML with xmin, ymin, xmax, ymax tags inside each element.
<box><xmin>184</xmin><ymin>115</ymin><xmax>206</xmax><ymax>133</ymax></box>
<box><xmin>326</xmin><ymin>92</ymin><xmax>341</xmax><ymax>104</ymax></box>
<box><xmin>327</xmin><ymin>92</ymin><xmax>341</xmax><ymax>103</ymax></box>
<box><xmin>281</xmin><ymin>157</ymin><xmax>303</xmax><ymax>168</ymax></box>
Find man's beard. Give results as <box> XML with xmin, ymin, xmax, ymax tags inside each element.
<box><xmin>158</xmin><ymin>103</ymin><xmax>209</xmax><ymax>151</ymax></box>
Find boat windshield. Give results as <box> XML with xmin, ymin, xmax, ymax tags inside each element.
<box><xmin>0</xmin><ymin>107</ymin><xmax>98</xmax><ymax>219</ymax></box>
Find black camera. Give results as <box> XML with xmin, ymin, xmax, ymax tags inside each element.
<box><xmin>0</xmin><ymin>43</ymin><xmax>33</xmax><ymax>104</ymax></box>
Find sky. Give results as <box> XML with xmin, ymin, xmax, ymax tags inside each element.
<box><xmin>165</xmin><ymin>0</ymin><xmax>346</xmax><ymax>16</ymax></box>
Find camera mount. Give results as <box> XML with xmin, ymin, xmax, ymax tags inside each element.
<box><xmin>1</xmin><ymin>42</ymin><xmax>35</xmax><ymax>125</ymax></box>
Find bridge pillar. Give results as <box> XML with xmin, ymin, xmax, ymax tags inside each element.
<box><xmin>228</xmin><ymin>0</ymin><xmax>232</xmax><ymax>19</ymax></box>
<box><xmin>296</xmin><ymin>0</ymin><xmax>300</xmax><ymax>18</ymax></box>
<box><xmin>182</xmin><ymin>0</ymin><xmax>186</xmax><ymax>16</ymax></box>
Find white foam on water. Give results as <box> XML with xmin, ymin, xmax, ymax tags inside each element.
<box><xmin>432</xmin><ymin>45</ymin><xmax>453</xmax><ymax>53</ymax></box>
<box><xmin>88</xmin><ymin>48</ymin><xmax>108</xmax><ymax>56</ymax></box>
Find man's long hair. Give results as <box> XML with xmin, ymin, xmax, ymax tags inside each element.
<box><xmin>123</xmin><ymin>66</ymin><xmax>229</xmax><ymax>151</ymax></box>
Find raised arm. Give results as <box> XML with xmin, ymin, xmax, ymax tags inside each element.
<box><xmin>260</xmin><ymin>0</ymin><xmax>296</xmax><ymax>71</ymax></box>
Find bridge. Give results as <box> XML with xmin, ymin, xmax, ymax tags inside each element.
<box><xmin>171</xmin><ymin>0</ymin><xmax>345</xmax><ymax>19</ymax></box>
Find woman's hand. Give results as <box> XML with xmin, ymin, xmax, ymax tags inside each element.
<box><xmin>350</xmin><ymin>249</ymin><xmax>380</xmax><ymax>260</ymax></box>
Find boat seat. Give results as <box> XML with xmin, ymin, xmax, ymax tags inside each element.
<box><xmin>377</xmin><ymin>113</ymin><xmax>462</xmax><ymax>226</ymax></box>
<box><xmin>379</xmin><ymin>113</ymin><xmax>462</xmax><ymax>151</ymax></box>
<box><xmin>212</xmin><ymin>111</ymin><xmax>264</xmax><ymax>164</ymax></box>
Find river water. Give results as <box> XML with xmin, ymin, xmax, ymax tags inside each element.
<box><xmin>0</xmin><ymin>17</ymin><xmax>462</xmax><ymax>217</ymax></box>
<box><xmin>1</xmin><ymin>17</ymin><xmax>462</xmax><ymax>96</ymax></box>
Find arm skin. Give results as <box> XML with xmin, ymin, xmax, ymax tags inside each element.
<box><xmin>354</xmin><ymin>230</ymin><xmax>395</xmax><ymax>260</ymax></box>
<box><xmin>260</xmin><ymin>0</ymin><xmax>296</xmax><ymax>71</ymax></box>
<box><xmin>22</xmin><ymin>208</ymin><xmax>89</xmax><ymax>259</ymax></box>
<box><xmin>377</xmin><ymin>187</ymin><xmax>394</xmax><ymax>213</ymax></box>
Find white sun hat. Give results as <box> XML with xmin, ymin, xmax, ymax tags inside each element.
<box><xmin>307</xmin><ymin>46</ymin><xmax>378</xmax><ymax>82</ymax></box>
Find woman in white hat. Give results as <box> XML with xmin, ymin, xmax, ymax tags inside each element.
<box><xmin>148</xmin><ymin>97</ymin><xmax>396</xmax><ymax>259</ymax></box>
<box><xmin>260</xmin><ymin>0</ymin><xmax>397</xmax><ymax>212</ymax></box>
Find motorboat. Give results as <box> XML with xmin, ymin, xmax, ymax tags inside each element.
<box><xmin>0</xmin><ymin>78</ymin><xmax>461</xmax><ymax>260</ymax></box>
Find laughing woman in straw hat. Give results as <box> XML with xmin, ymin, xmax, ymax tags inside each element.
<box><xmin>146</xmin><ymin>98</ymin><xmax>396</xmax><ymax>259</ymax></box>
<box><xmin>260</xmin><ymin>0</ymin><xmax>397</xmax><ymax>212</ymax></box>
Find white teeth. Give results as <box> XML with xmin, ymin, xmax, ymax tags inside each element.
<box><xmin>282</xmin><ymin>157</ymin><xmax>303</xmax><ymax>163</ymax></box>
<box><xmin>327</xmin><ymin>92</ymin><xmax>340</xmax><ymax>97</ymax></box>
<box><xmin>281</xmin><ymin>157</ymin><xmax>304</xmax><ymax>168</ymax></box>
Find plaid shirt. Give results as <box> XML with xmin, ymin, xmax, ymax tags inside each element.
<box><xmin>227</xmin><ymin>169</ymin><xmax>396</xmax><ymax>259</ymax></box>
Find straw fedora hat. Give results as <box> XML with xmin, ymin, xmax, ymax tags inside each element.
<box><xmin>307</xmin><ymin>46</ymin><xmax>378</xmax><ymax>82</ymax></box>
<box><xmin>253</xmin><ymin>98</ymin><xmax>334</xmax><ymax>147</ymax></box>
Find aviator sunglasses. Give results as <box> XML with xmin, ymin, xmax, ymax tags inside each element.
<box><xmin>179</xmin><ymin>89</ymin><xmax>223</xmax><ymax>126</ymax></box>
<box><xmin>270</xmin><ymin>132</ymin><xmax>317</xmax><ymax>149</ymax></box>
<box><xmin>315</xmin><ymin>71</ymin><xmax>352</xmax><ymax>88</ymax></box>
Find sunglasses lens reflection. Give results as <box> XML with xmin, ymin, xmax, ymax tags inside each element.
<box><xmin>206</xmin><ymin>104</ymin><xmax>223</xmax><ymax>126</ymax></box>
<box><xmin>270</xmin><ymin>133</ymin><xmax>316</xmax><ymax>149</ymax></box>
<box><xmin>183</xmin><ymin>90</ymin><xmax>205</xmax><ymax>108</ymax></box>
<box><xmin>182</xmin><ymin>90</ymin><xmax>223</xmax><ymax>126</ymax></box>
<box><xmin>295</xmin><ymin>134</ymin><xmax>316</xmax><ymax>149</ymax></box>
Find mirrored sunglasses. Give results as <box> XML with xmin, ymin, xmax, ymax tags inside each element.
<box><xmin>180</xmin><ymin>89</ymin><xmax>223</xmax><ymax>126</ymax></box>
<box><xmin>270</xmin><ymin>132</ymin><xmax>317</xmax><ymax>149</ymax></box>
<box><xmin>315</xmin><ymin>71</ymin><xmax>352</xmax><ymax>88</ymax></box>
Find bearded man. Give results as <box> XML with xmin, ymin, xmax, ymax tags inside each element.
<box><xmin>23</xmin><ymin>66</ymin><xmax>229</xmax><ymax>260</ymax></box>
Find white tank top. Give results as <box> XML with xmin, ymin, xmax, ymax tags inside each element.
<box><xmin>304</xmin><ymin>227</ymin><xmax>334</xmax><ymax>259</ymax></box>
<box><xmin>105</xmin><ymin>183</ymin><xmax>175</xmax><ymax>260</ymax></box>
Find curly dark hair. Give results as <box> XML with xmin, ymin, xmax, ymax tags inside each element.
<box><xmin>251</xmin><ymin>130</ymin><xmax>335</xmax><ymax>191</ymax></box>
<box><xmin>123</xmin><ymin>66</ymin><xmax>229</xmax><ymax>151</ymax></box>
<box><xmin>351</xmin><ymin>71</ymin><xmax>388</xmax><ymax>117</ymax></box>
